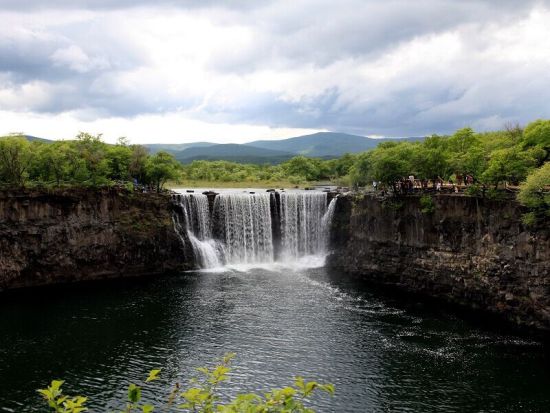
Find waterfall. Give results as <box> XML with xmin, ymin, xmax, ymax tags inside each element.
<box><xmin>178</xmin><ymin>193</ymin><xmax>212</xmax><ymax>239</ymax></box>
<box><xmin>213</xmin><ymin>193</ymin><xmax>274</xmax><ymax>265</ymax></box>
<box><xmin>321</xmin><ymin>197</ymin><xmax>337</xmax><ymax>252</ymax></box>
<box><xmin>174</xmin><ymin>194</ymin><xmax>222</xmax><ymax>268</ymax></box>
<box><xmin>173</xmin><ymin>190</ymin><xmax>337</xmax><ymax>269</ymax></box>
<box><xmin>279</xmin><ymin>192</ymin><xmax>330</xmax><ymax>259</ymax></box>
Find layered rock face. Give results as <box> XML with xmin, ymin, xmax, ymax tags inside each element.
<box><xmin>0</xmin><ymin>189</ymin><xmax>193</xmax><ymax>291</ymax></box>
<box><xmin>329</xmin><ymin>194</ymin><xmax>550</xmax><ymax>332</ymax></box>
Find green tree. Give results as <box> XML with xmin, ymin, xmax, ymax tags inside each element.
<box><xmin>414</xmin><ymin>136</ymin><xmax>450</xmax><ymax>185</ymax></box>
<box><xmin>31</xmin><ymin>142</ymin><xmax>73</xmax><ymax>185</ymax></box>
<box><xmin>370</xmin><ymin>143</ymin><xmax>413</xmax><ymax>192</ymax></box>
<box><xmin>517</xmin><ymin>162</ymin><xmax>550</xmax><ymax>210</ymax></box>
<box><xmin>522</xmin><ymin>119</ymin><xmax>550</xmax><ymax>149</ymax></box>
<box><xmin>325</xmin><ymin>153</ymin><xmax>356</xmax><ymax>181</ymax></box>
<box><xmin>481</xmin><ymin>147</ymin><xmax>538</xmax><ymax>187</ymax></box>
<box><xmin>448</xmin><ymin>127</ymin><xmax>477</xmax><ymax>153</ymax></box>
<box><xmin>349</xmin><ymin>151</ymin><xmax>373</xmax><ymax>187</ymax></box>
<box><xmin>75</xmin><ymin>132</ymin><xmax>110</xmax><ymax>186</ymax></box>
<box><xmin>447</xmin><ymin>128</ymin><xmax>485</xmax><ymax>178</ymax></box>
<box><xmin>146</xmin><ymin>151</ymin><xmax>180</xmax><ymax>192</ymax></box>
<box><xmin>106</xmin><ymin>144</ymin><xmax>132</xmax><ymax>181</ymax></box>
<box><xmin>129</xmin><ymin>145</ymin><xmax>150</xmax><ymax>184</ymax></box>
<box><xmin>0</xmin><ymin>135</ymin><xmax>34</xmax><ymax>187</ymax></box>
<box><xmin>281</xmin><ymin>156</ymin><xmax>321</xmax><ymax>181</ymax></box>
<box><xmin>522</xmin><ymin>119</ymin><xmax>550</xmax><ymax>164</ymax></box>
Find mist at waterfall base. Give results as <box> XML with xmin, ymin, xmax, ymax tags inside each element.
<box><xmin>0</xmin><ymin>191</ymin><xmax>549</xmax><ymax>412</ymax></box>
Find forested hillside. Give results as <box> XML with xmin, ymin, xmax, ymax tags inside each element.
<box><xmin>247</xmin><ymin>132</ymin><xmax>420</xmax><ymax>157</ymax></box>
<box><xmin>1</xmin><ymin>121</ymin><xmax>549</xmax><ymax>221</ymax></box>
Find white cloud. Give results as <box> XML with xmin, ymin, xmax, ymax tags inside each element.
<box><xmin>0</xmin><ymin>80</ymin><xmax>58</xmax><ymax>111</ymax></box>
<box><xmin>0</xmin><ymin>109</ymin><xmax>324</xmax><ymax>144</ymax></box>
<box><xmin>0</xmin><ymin>1</ymin><xmax>549</xmax><ymax>141</ymax></box>
<box><xmin>50</xmin><ymin>45</ymin><xmax>109</xmax><ymax>73</ymax></box>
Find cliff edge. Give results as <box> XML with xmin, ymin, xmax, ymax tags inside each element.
<box><xmin>0</xmin><ymin>188</ymin><xmax>193</xmax><ymax>291</ymax></box>
<box><xmin>329</xmin><ymin>193</ymin><xmax>550</xmax><ymax>332</ymax></box>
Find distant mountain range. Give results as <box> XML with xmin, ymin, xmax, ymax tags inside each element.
<box><xmin>144</xmin><ymin>132</ymin><xmax>423</xmax><ymax>164</ymax></box>
<box><xmin>171</xmin><ymin>143</ymin><xmax>294</xmax><ymax>164</ymax></box>
<box><xmin>23</xmin><ymin>135</ymin><xmax>52</xmax><ymax>143</ymax></box>
<box><xmin>145</xmin><ymin>142</ymin><xmax>215</xmax><ymax>154</ymax></box>
<box><xmin>19</xmin><ymin>132</ymin><xmax>422</xmax><ymax>164</ymax></box>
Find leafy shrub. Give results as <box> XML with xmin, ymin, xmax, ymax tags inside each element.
<box><xmin>517</xmin><ymin>162</ymin><xmax>550</xmax><ymax>209</ymax></box>
<box><xmin>419</xmin><ymin>195</ymin><xmax>435</xmax><ymax>214</ymax></box>
<box><xmin>38</xmin><ymin>354</ymin><xmax>334</xmax><ymax>413</ymax></box>
<box><xmin>521</xmin><ymin>212</ymin><xmax>538</xmax><ymax>228</ymax></box>
<box><xmin>465</xmin><ymin>184</ymin><xmax>482</xmax><ymax>197</ymax></box>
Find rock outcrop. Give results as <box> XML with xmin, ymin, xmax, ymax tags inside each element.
<box><xmin>328</xmin><ymin>193</ymin><xmax>550</xmax><ymax>332</ymax></box>
<box><xmin>0</xmin><ymin>188</ymin><xmax>193</xmax><ymax>291</ymax></box>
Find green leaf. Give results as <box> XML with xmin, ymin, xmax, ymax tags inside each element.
<box><xmin>51</xmin><ymin>380</ymin><xmax>65</xmax><ymax>392</ymax></box>
<box><xmin>128</xmin><ymin>383</ymin><xmax>141</xmax><ymax>403</ymax></box>
<box><xmin>294</xmin><ymin>376</ymin><xmax>305</xmax><ymax>391</ymax></box>
<box><xmin>304</xmin><ymin>382</ymin><xmax>318</xmax><ymax>396</ymax></box>
<box><xmin>320</xmin><ymin>383</ymin><xmax>335</xmax><ymax>395</ymax></box>
<box><xmin>142</xmin><ymin>404</ymin><xmax>154</xmax><ymax>413</ymax></box>
<box><xmin>181</xmin><ymin>387</ymin><xmax>203</xmax><ymax>402</ymax></box>
<box><xmin>37</xmin><ymin>389</ymin><xmax>53</xmax><ymax>400</ymax></box>
<box><xmin>145</xmin><ymin>369</ymin><xmax>161</xmax><ymax>383</ymax></box>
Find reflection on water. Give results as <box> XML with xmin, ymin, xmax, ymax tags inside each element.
<box><xmin>0</xmin><ymin>263</ymin><xmax>548</xmax><ymax>412</ymax></box>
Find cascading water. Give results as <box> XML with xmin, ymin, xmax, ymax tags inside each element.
<box><xmin>173</xmin><ymin>190</ymin><xmax>337</xmax><ymax>269</ymax></box>
<box><xmin>321</xmin><ymin>197</ymin><xmax>337</xmax><ymax>251</ymax></box>
<box><xmin>279</xmin><ymin>192</ymin><xmax>329</xmax><ymax>259</ymax></box>
<box><xmin>213</xmin><ymin>193</ymin><xmax>274</xmax><ymax>265</ymax></box>
<box><xmin>179</xmin><ymin>193</ymin><xmax>212</xmax><ymax>240</ymax></box>
<box><xmin>174</xmin><ymin>194</ymin><xmax>222</xmax><ymax>268</ymax></box>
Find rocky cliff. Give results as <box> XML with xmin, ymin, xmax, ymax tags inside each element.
<box><xmin>0</xmin><ymin>188</ymin><xmax>193</xmax><ymax>291</ymax></box>
<box><xmin>329</xmin><ymin>193</ymin><xmax>550</xmax><ymax>332</ymax></box>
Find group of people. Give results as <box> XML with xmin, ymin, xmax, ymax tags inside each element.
<box><xmin>371</xmin><ymin>174</ymin><xmax>476</xmax><ymax>194</ymax></box>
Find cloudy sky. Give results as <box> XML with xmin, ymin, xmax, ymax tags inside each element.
<box><xmin>0</xmin><ymin>0</ymin><xmax>549</xmax><ymax>144</ymax></box>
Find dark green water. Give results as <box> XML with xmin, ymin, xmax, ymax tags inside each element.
<box><xmin>0</xmin><ymin>265</ymin><xmax>548</xmax><ymax>412</ymax></box>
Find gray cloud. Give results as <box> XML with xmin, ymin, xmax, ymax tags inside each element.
<box><xmin>0</xmin><ymin>0</ymin><xmax>272</xmax><ymax>11</ymax></box>
<box><xmin>207</xmin><ymin>0</ymin><xmax>545</xmax><ymax>72</ymax></box>
<box><xmin>1</xmin><ymin>0</ymin><xmax>550</xmax><ymax>137</ymax></box>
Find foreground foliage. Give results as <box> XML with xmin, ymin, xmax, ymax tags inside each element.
<box><xmin>38</xmin><ymin>354</ymin><xmax>334</xmax><ymax>413</ymax></box>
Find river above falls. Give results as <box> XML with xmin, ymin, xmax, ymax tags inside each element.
<box><xmin>0</xmin><ymin>262</ymin><xmax>548</xmax><ymax>412</ymax></box>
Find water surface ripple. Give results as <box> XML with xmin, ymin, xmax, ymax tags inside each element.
<box><xmin>0</xmin><ymin>265</ymin><xmax>548</xmax><ymax>412</ymax></box>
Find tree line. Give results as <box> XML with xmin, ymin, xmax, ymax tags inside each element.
<box><xmin>177</xmin><ymin>120</ymin><xmax>550</xmax><ymax>193</ymax></box>
<box><xmin>347</xmin><ymin>120</ymin><xmax>549</xmax><ymax>191</ymax></box>
<box><xmin>1</xmin><ymin>120</ymin><xmax>549</xmax><ymax>210</ymax></box>
<box><xmin>0</xmin><ymin>133</ymin><xmax>180</xmax><ymax>192</ymax></box>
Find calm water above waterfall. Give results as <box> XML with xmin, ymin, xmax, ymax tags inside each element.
<box><xmin>0</xmin><ymin>266</ymin><xmax>549</xmax><ymax>412</ymax></box>
<box><xmin>0</xmin><ymin>190</ymin><xmax>548</xmax><ymax>412</ymax></box>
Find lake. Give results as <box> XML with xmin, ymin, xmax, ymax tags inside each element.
<box><xmin>0</xmin><ymin>261</ymin><xmax>548</xmax><ymax>412</ymax></box>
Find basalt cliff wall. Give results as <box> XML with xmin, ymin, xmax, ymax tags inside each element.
<box><xmin>329</xmin><ymin>193</ymin><xmax>550</xmax><ymax>332</ymax></box>
<box><xmin>0</xmin><ymin>189</ymin><xmax>193</xmax><ymax>291</ymax></box>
